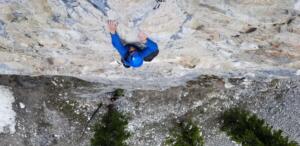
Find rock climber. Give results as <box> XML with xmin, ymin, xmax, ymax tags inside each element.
<box><xmin>107</xmin><ymin>20</ymin><xmax>159</xmax><ymax>68</ymax></box>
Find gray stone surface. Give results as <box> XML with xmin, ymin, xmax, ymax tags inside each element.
<box><xmin>0</xmin><ymin>0</ymin><xmax>299</xmax><ymax>89</ymax></box>
<box><xmin>0</xmin><ymin>1</ymin><xmax>300</xmax><ymax>145</ymax></box>
<box><xmin>0</xmin><ymin>75</ymin><xmax>299</xmax><ymax>146</ymax></box>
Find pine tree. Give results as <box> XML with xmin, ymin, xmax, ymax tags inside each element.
<box><xmin>220</xmin><ymin>108</ymin><xmax>298</xmax><ymax>146</ymax></box>
<box><xmin>91</xmin><ymin>105</ymin><xmax>130</xmax><ymax>146</ymax></box>
<box><xmin>165</xmin><ymin>120</ymin><xmax>204</xmax><ymax>146</ymax></box>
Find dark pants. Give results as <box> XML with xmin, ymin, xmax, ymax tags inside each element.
<box><xmin>121</xmin><ymin>59</ymin><xmax>130</xmax><ymax>68</ymax></box>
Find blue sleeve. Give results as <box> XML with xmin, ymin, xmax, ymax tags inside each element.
<box><xmin>111</xmin><ymin>33</ymin><xmax>127</xmax><ymax>58</ymax></box>
<box><xmin>139</xmin><ymin>38</ymin><xmax>158</xmax><ymax>59</ymax></box>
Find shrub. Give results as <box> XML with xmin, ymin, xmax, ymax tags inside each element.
<box><xmin>165</xmin><ymin>120</ymin><xmax>204</xmax><ymax>146</ymax></box>
<box><xmin>220</xmin><ymin>108</ymin><xmax>298</xmax><ymax>146</ymax></box>
<box><xmin>113</xmin><ymin>89</ymin><xmax>125</xmax><ymax>97</ymax></box>
<box><xmin>91</xmin><ymin>105</ymin><xmax>130</xmax><ymax>146</ymax></box>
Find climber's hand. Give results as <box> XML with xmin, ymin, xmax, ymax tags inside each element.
<box><xmin>108</xmin><ymin>20</ymin><xmax>117</xmax><ymax>34</ymax></box>
<box><xmin>138</xmin><ymin>32</ymin><xmax>148</xmax><ymax>43</ymax></box>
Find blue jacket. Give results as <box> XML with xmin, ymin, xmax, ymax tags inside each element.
<box><xmin>110</xmin><ymin>32</ymin><xmax>158</xmax><ymax>67</ymax></box>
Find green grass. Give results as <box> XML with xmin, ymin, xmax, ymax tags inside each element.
<box><xmin>165</xmin><ymin>120</ymin><xmax>204</xmax><ymax>146</ymax></box>
<box><xmin>91</xmin><ymin>105</ymin><xmax>130</xmax><ymax>146</ymax></box>
<box><xmin>220</xmin><ymin>108</ymin><xmax>298</xmax><ymax>146</ymax></box>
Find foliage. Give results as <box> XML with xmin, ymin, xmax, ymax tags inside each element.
<box><xmin>91</xmin><ymin>105</ymin><xmax>130</xmax><ymax>146</ymax></box>
<box><xmin>165</xmin><ymin>120</ymin><xmax>204</xmax><ymax>146</ymax></box>
<box><xmin>220</xmin><ymin>108</ymin><xmax>298</xmax><ymax>146</ymax></box>
<box><xmin>113</xmin><ymin>88</ymin><xmax>125</xmax><ymax>97</ymax></box>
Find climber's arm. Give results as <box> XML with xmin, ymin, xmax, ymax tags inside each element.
<box><xmin>111</xmin><ymin>32</ymin><xmax>127</xmax><ymax>58</ymax></box>
<box><xmin>139</xmin><ymin>38</ymin><xmax>159</xmax><ymax>58</ymax></box>
<box><xmin>108</xmin><ymin>20</ymin><xmax>127</xmax><ymax>58</ymax></box>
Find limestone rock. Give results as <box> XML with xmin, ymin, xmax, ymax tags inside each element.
<box><xmin>0</xmin><ymin>0</ymin><xmax>299</xmax><ymax>89</ymax></box>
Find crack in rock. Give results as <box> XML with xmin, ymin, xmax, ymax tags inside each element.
<box><xmin>87</xmin><ymin>0</ymin><xmax>110</xmax><ymax>16</ymax></box>
<box><xmin>0</xmin><ymin>20</ymin><xmax>7</xmax><ymax>37</ymax></box>
<box><xmin>62</xmin><ymin>0</ymin><xmax>79</xmax><ymax>8</ymax></box>
<box><xmin>170</xmin><ymin>13</ymin><xmax>192</xmax><ymax>40</ymax></box>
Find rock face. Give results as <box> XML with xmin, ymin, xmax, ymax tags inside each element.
<box><xmin>0</xmin><ymin>75</ymin><xmax>299</xmax><ymax>146</ymax></box>
<box><xmin>0</xmin><ymin>0</ymin><xmax>300</xmax><ymax>89</ymax></box>
<box><xmin>0</xmin><ymin>85</ymin><xmax>16</xmax><ymax>134</ymax></box>
<box><xmin>0</xmin><ymin>1</ymin><xmax>300</xmax><ymax>146</ymax></box>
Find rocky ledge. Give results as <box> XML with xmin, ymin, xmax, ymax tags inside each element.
<box><xmin>0</xmin><ymin>74</ymin><xmax>299</xmax><ymax>146</ymax></box>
